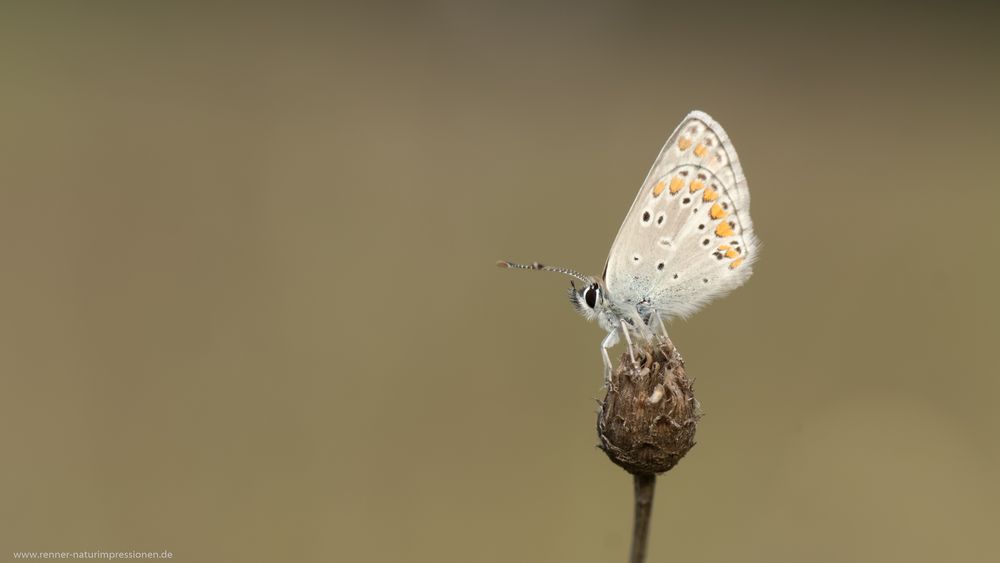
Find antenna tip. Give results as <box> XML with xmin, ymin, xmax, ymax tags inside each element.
<box><xmin>496</xmin><ymin>260</ymin><xmax>510</xmax><ymax>268</ymax></box>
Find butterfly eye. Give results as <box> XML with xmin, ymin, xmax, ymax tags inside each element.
<box><xmin>584</xmin><ymin>285</ymin><xmax>599</xmax><ymax>308</ymax></box>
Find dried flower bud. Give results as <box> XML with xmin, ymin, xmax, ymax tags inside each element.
<box><xmin>598</xmin><ymin>338</ymin><xmax>700</xmax><ymax>475</ymax></box>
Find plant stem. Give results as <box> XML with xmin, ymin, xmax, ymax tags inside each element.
<box><xmin>629</xmin><ymin>473</ymin><xmax>657</xmax><ymax>563</ymax></box>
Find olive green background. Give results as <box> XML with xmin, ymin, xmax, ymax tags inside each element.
<box><xmin>2</xmin><ymin>2</ymin><xmax>998</xmax><ymax>562</ymax></box>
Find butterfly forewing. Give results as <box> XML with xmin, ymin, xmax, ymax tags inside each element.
<box><xmin>603</xmin><ymin>111</ymin><xmax>759</xmax><ymax>320</ymax></box>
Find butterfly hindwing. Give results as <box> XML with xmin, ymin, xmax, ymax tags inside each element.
<box><xmin>603</xmin><ymin>111</ymin><xmax>759</xmax><ymax>319</ymax></box>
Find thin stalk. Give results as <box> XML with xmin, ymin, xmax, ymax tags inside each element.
<box><xmin>629</xmin><ymin>473</ymin><xmax>657</xmax><ymax>563</ymax></box>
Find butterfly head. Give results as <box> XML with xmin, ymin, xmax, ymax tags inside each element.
<box><xmin>568</xmin><ymin>279</ymin><xmax>607</xmax><ymax>321</ymax></box>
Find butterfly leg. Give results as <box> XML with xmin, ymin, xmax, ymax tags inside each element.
<box><xmin>651</xmin><ymin>310</ymin><xmax>683</xmax><ymax>364</ymax></box>
<box><xmin>652</xmin><ymin>310</ymin><xmax>669</xmax><ymax>340</ymax></box>
<box><xmin>600</xmin><ymin>329</ymin><xmax>619</xmax><ymax>384</ymax></box>
<box><xmin>629</xmin><ymin>306</ymin><xmax>657</xmax><ymax>343</ymax></box>
<box><xmin>620</xmin><ymin>319</ymin><xmax>639</xmax><ymax>369</ymax></box>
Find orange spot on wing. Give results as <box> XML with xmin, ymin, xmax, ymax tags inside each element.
<box><xmin>725</xmin><ymin>249</ymin><xmax>739</xmax><ymax>259</ymax></box>
<box><xmin>729</xmin><ymin>258</ymin><xmax>744</xmax><ymax>269</ymax></box>
<box><xmin>669</xmin><ymin>177</ymin><xmax>684</xmax><ymax>194</ymax></box>
<box><xmin>678</xmin><ymin>137</ymin><xmax>692</xmax><ymax>151</ymax></box>
<box><xmin>694</xmin><ymin>143</ymin><xmax>707</xmax><ymax>157</ymax></box>
<box><xmin>652</xmin><ymin>181</ymin><xmax>666</xmax><ymax>197</ymax></box>
<box><xmin>689</xmin><ymin>180</ymin><xmax>704</xmax><ymax>193</ymax></box>
<box><xmin>715</xmin><ymin>222</ymin><xmax>735</xmax><ymax>237</ymax></box>
<box><xmin>702</xmin><ymin>187</ymin><xmax>719</xmax><ymax>202</ymax></box>
<box><xmin>709</xmin><ymin>202</ymin><xmax>726</xmax><ymax>218</ymax></box>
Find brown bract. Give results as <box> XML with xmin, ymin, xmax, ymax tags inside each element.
<box><xmin>598</xmin><ymin>338</ymin><xmax>700</xmax><ymax>476</ymax></box>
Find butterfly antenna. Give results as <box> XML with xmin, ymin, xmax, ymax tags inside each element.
<box><xmin>496</xmin><ymin>260</ymin><xmax>591</xmax><ymax>283</ymax></box>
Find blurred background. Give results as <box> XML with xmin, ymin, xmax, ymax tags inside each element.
<box><xmin>2</xmin><ymin>1</ymin><xmax>998</xmax><ymax>561</ymax></box>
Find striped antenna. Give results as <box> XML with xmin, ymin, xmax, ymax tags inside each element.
<box><xmin>496</xmin><ymin>260</ymin><xmax>591</xmax><ymax>284</ymax></box>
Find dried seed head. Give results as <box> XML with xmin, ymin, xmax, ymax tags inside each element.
<box><xmin>597</xmin><ymin>338</ymin><xmax>700</xmax><ymax>475</ymax></box>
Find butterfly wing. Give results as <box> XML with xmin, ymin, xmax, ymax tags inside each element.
<box><xmin>603</xmin><ymin>110</ymin><xmax>759</xmax><ymax>320</ymax></box>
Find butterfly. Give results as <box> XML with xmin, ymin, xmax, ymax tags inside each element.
<box><xmin>498</xmin><ymin>110</ymin><xmax>759</xmax><ymax>382</ymax></box>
